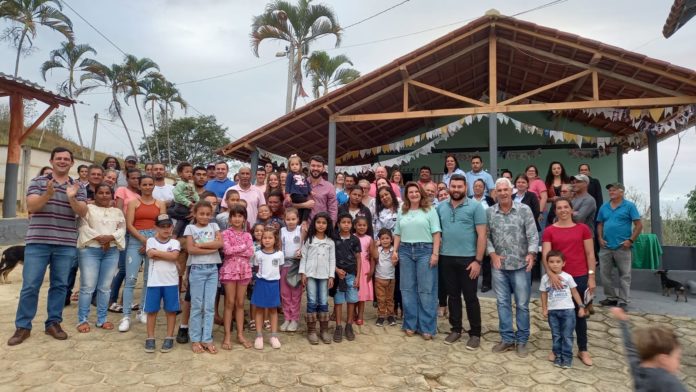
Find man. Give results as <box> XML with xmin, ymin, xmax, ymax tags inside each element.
<box><xmin>206</xmin><ymin>163</ymin><xmax>216</xmax><ymax>180</ymax></box>
<box><xmin>417</xmin><ymin>166</ymin><xmax>434</xmax><ymax>189</ymax></box>
<box><xmin>597</xmin><ymin>183</ymin><xmax>642</xmax><ymax>310</ymax></box>
<box><xmin>144</xmin><ymin>162</ymin><xmax>154</xmax><ymax>177</ymax></box>
<box><xmin>8</xmin><ymin>147</ymin><xmax>88</xmax><ymax>346</ymax></box>
<box><xmin>368</xmin><ymin>166</ymin><xmax>401</xmax><ymax>198</ymax></box>
<box><xmin>293</xmin><ymin>155</ymin><xmax>337</xmax><ymax>223</ymax></box>
<box><xmin>437</xmin><ymin>174</ymin><xmax>487</xmax><ymax>350</ymax></box>
<box><xmin>255</xmin><ymin>168</ymin><xmax>267</xmax><ymax>193</ymax></box>
<box><xmin>337</xmin><ymin>173</ymin><xmax>356</xmax><ymax>206</ymax></box>
<box><xmin>84</xmin><ymin>165</ymin><xmax>104</xmax><ymax>201</ymax></box>
<box><xmin>116</xmin><ymin>155</ymin><xmax>138</xmax><ymax>189</ymax></box>
<box><xmin>424</xmin><ymin>182</ymin><xmax>439</xmax><ymax>207</ymax></box>
<box><xmin>465</xmin><ymin>155</ymin><xmax>495</xmax><ymax>197</ymax></box>
<box><xmin>579</xmin><ymin>163</ymin><xmax>603</xmax><ymax>212</ymax></box>
<box><xmin>152</xmin><ymin>162</ymin><xmax>174</xmax><ymax>205</ymax></box>
<box><xmin>205</xmin><ymin>161</ymin><xmax>235</xmax><ymax>201</ymax></box>
<box><xmin>571</xmin><ymin>174</ymin><xmax>597</xmax><ymax>233</ymax></box>
<box><xmin>486</xmin><ymin>177</ymin><xmax>538</xmax><ymax>357</ymax></box>
<box><xmin>226</xmin><ymin>167</ymin><xmax>266</xmax><ymax>226</ymax></box>
<box><xmin>193</xmin><ymin>165</ymin><xmax>208</xmax><ymax>196</ymax></box>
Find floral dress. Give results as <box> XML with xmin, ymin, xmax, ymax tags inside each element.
<box><xmin>219</xmin><ymin>229</ymin><xmax>254</xmax><ymax>283</ymax></box>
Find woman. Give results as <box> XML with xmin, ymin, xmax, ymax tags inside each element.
<box><xmin>514</xmin><ymin>175</ymin><xmax>541</xmax><ymax>231</ymax></box>
<box><xmin>264</xmin><ymin>162</ymin><xmax>274</xmax><ymax>175</ymax></box>
<box><xmin>264</xmin><ymin>172</ymin><xmax>284</xmax><ymax>199</ymax></box>
<box><xmin>266</xmin><ymin>191</ymin><xmax>286</xmax><ymax>231</ymax></box>
<box><xmin>358</xmin><ymin>179</ymin><xmax>374</xmax><ymax>209</ymax></box>
<box><xmin>103</xmin><ymin>169</ymin><xmax>118</xmax><ymax>188</ymax></box>
<box><xmin>75</xmin><ymin>184</ymin><xmax>126</xmax><ymax>332</ymax></box>
<box><xmin>525</xmin><ymin>165</ymin><xmax>548</xmax><ymax>214</ymax></box>
<box><xmin>37</xmin><ymin>166</ymin><xmax>53</xmax><ymax>177</ymax></box>
<box><xmin>392</xmin><ymin>182</ymin><xmax>441</xmax><ymax>339</ymax></box>
<box><xmin>390</xmin><ymin>169</ymin><xmax>405</xmax><ymax>197</ymax></box>
<box><xmin>545</xmin><ymin>161</ymin><xmax>570</xmax><ymax>205</ymax></box>
<box><xmin>115</xmin><ymin>169</ymin><xmax>141</xmax><ymax>214</ymax></box>
<box><xmin>437</xmin><ymin>189</ymin><xmax>449</xmax><ymax>202</ymax></box>
<box><xmin>442</xmin><ymin>154</ymin><xmax>465</xmax><ymax>186</ymax></box>
<box><xmin>102</xmin><ymin>156</ymin><xmax>121</xmax><ymax>172</ymax></box>
<box><xmin>334</xmin><ymin>172</ymin><xmax>345</xmax><ymax>194</ymax></box>
<box><xmin>118</xmin><ymin>175</ymin><xmax>166</xmax><ymax>332</ymax></box>
<box><xmin>470</xmin><ymin>179</ymin><xmax>495</xmax><ymax>209</ymax></box>
<box><xmin>542</xmin><ymin>198</ymin><xmax>596</xmax><ymax>367</ymax></box>
<box><xmin>374</xmin><ymin>185</ymin><xmax>403</xmax><ymax>318</ymax></box>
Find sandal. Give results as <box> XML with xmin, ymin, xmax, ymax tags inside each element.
<box><xmin>71</xmin><ymin>292</ymin><xmax>79</xmax><ymax>302</ymax></box>
<box><xmin>237</xmin><ymin>336</ymin><xmax>252</xmax><ymax>349</ymax></box>
<box><xmin>192</xmin><ymin>342</ymin><xmax>205</xmax><ymax>353</ymax></box>
<box><xmin>263</xmin><ymin>320</ymin><xmax>271</xmax><ymax>331</ymax></box>
<box><xmin>98</xmin><ymin>321</ymin><xmax>114</xmax><ymax>330</ymax></box>
<box><xmin>422</xmin><ymin>333</ymin><xmax>433</xmax><ymax>341</ymax></box>
<box><xmin>356</xmin><ymin>319</ymin><xmax>364</xmax><ymax>326</ymax></box>
<box><xmin>77</xmin><ymin>322</ymin><xmax>90</xmax><ymax>333</ymax></box>
<box><xmin>108</xmin><ymin>303</ymin><xmax>123</xmax><ymax>313</ymax></box>
<box><xmin>404</xmin><ymin>329</ymin><xmax>415</xmax><ymax>337</ymax></box>
<box><xmin>203</xmin><ymin>343</ymin><xmax>218</xmax><ymax>354</ymax></box>
<box><xmin>248</xmin><ymin>320</ymin><xmax>256</xmax><ymax>331</ymax></box>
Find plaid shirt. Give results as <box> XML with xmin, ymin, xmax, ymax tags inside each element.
<box><xmin>486</xmin><ymin>202</ymin><xmax>539</xmax><ymax>270</ymax></box>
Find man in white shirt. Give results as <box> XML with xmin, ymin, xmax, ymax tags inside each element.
<box><xmin>151</xmin><ymin>163</ymin><xmax>174</xmax><ymax>205</ymax></box>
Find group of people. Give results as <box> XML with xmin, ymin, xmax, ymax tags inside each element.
<box><xmin>8</xmin><ymin>146</ymin><xmax>686</xmax><ymax>389</ymax></box>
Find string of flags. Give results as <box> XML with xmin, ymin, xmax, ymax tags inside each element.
<box><xmin>573</xmin><ymin>104</ymin><xmax>695</xmax><ymax>135</ymax></box>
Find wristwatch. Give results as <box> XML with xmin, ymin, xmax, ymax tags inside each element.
<box><xmin>588</xmin><ymin>270</ymin><xmax>595</xmax><ymax>275</ymax></box>
<box><xmin>578</xmin><ymin>304</ymin><xmax>586</xmax><ymax>308</ymax></box>
<box><xmin>473</xmin><ymin>259</ymin><xmax>482</xmax><ymax>265</ymax></box>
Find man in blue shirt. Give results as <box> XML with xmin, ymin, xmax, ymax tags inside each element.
<box><xmin>465</xmin><ymin>155</ymin><xmax>495</xmax><ymax>197</ymax></box>
<box><xmin>596</xmin><ymin>182</ymin><xmax>642</xmax><ymax>310</ymax></box>
<box><xmin>204</xmin><ymin>161</ymin><xmax>235</xmax><ymax>201</ymax></box>
<box><xmin>436</xmin><ymin>174</ymin><xmax>487</xmax><ymax>350</ymax></box>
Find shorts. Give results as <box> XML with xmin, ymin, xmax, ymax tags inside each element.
<box><xmin>334</xmin><ymin>273</ymin><xmax>359</xmax><ymax>305</ymax></box>
<box><xmin>144</xmin><ymin>285</ymin><xmax>181</xmax><ymax>313</ymax></box>
<box><xmin>250</xmin><ymin>278</ymin><xmax>281</xmax><ymax>308</ymax></box>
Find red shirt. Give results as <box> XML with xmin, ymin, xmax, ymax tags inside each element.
<box><xmin>542</xmin><ymin>224</ymin><xmax>592</xmax><ymax>277</ymax></box>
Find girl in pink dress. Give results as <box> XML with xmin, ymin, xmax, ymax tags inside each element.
<box><xmin>354</xmin><ymin>216</ymin><xmax>376</xmax><ymax>325</ymax></box>
<box><xmin>220</xmin><ymin>204</ymin><xmax>254</xmax><ymax>350</ymax></box>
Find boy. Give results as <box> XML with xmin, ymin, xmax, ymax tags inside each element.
<box><xmin>540</xmin><ymin>250</ymin><xmax>585</xmax><ymax>368</ymax></box>
<box><xmin>610</xmin><ymin>307</ymin><xmax>687</xmax><ymax>392</ymax></box>
<box><xmin>170</xmin><ymin>162</ymin><xmax>199</xmax><ymax>237</ymax></box>
<box><xmin>333</xmin><ymin>213</ymin><xmax>362</xmax><ymax>342</ymax></box>
<box><xmin>144</xmin><ymin>214</ymin><xmax>181</xmax><ymax>353</ymax></box>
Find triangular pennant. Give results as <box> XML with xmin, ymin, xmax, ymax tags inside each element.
<box><xmin>649</xmin><ymin>108</ymin><xmax>664</xmax><ymax>122</ymax></box>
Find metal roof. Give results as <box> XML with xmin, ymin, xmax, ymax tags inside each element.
<box><xmin>0</xmin><ymin>72</ymin><xmax>75</xmax><ymax>106</ymax></box>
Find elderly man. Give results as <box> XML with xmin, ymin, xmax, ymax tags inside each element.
<box><xmin>205</xmin><ymin>161</ymin><xmax>235</xmax><ymax>201</ymax></box>
<box><xmin>597</xmin><ymin>183</ymin><xmax>642</xmax><ymax>310</ymax></box>
<box><xmin>225</xmin><ymin>167</ymin><xmax>266</xmax><ymax>226</ymax></box>
<box><xmin>465</xmin><ymin>155</ymin><xmax>495</xmax><ymax>197</ymax></box>
<box><xmin>368</xmin><ymin>166</ymin><xmax>401</xmax><ymax>198</ymax></box>
<box><xmin>437</xmin><ymin>174</ymin><xmax>487</xmax><ymax>349</ymax></box>
<box><xmin>579</xmin><ymin>163</ymin><xmax>603</xmax><ymax>212</ymax></box>
<box><xmin>486</xmin><ymin>177</ymin><xmax>538</xmax><ymax>357</ymax></box>
<box><xmin>571</xmin><ymin>174</ymin><xmax>597</xmax><ymax>232</ymax></box>
<box><xmin>424</xmin><ymin>182</ymin><xmax>439</xmax><ymax>207</ymax></box>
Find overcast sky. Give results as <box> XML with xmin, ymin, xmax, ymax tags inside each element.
<box><xmin>1</xmin><ymin>0</ymin><xmax>695</xmax><ymax>211</ymax></box>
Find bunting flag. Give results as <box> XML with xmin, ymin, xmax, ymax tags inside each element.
<box><xmin>257</xmin><ymin>147</ymin><xmax>288</xmax><ymax>166</ymax></box>
<box><xmin>577</xmin><ymin>105</ymin><xmax>695</xmax><ymax>135</ymax></box>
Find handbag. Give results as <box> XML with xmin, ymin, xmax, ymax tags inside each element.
<box><xmin>285</xmin><ymin>258</ymin><xmax>301</xmax><ymax>288</ymax></box>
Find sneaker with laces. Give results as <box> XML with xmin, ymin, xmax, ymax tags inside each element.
<box><xmin>375</xmin><ymin>317</ymin><xmax>385</xmax><ymax>327</ymax></box>
<box><xmin>345</xmin><ymin>324</ymin><xmax>355</xmax><ymax>341</ymax></box>
<box><xmin>387</xmin><ymin>316</ymin><xmax>397</xmax><ymax>326</ymax></box>
<box><xmin>270</xmin><ymin>336</ymin><xmax>281</xmax><ymax>349</ymax></box>
<box><xmin>465</xmin><ymin>335</ymin><xmax>480</xmax><ymax>350</ymax></box>
<box><xmin>443</xmin><ymin>331</ymin><xmax>461</xmax><ymax>345</ymax></box>
<box><xmin>492</xmin><ymin>341</ymin><xmax>515</xmax><ymax>353</ymax></box>
<box><xmin>254</xmin><ymin>336</ymin><xmax>264</xmax><ymax>350</ymax></box>
<box><xmin>286</xmin><ymin>320</ymin><xmax>299</xmax><ymax>332</ymax></box>
<box><xmin>161</xmin><ymin>337</ymin><xmax>174</xmax><ymax>353</ymax></box>
<box><xmin>144</xmin><ymin>338</ymin><xmax>156</xmax><ymax>353</ymax></box>
<box><xmin>176</xmin><ymin>327</ymin><xmax>189</xmax><ymax>344</ymax></box>
<box><xmin>137</xmin><ymin>311</ymin><xmax>147</xmax><ymax>324</ymax></box>
<box><xmin>279</xmin><ymin>320</ymin><xmax>290</xmax><ymax>332</ymax></box>
<box><xmin>333</xmin><ymin>325</ymin><xmax>343</xmax><ymax>343</ymax></box>
<box><xmin>118</xmin><ymin>317</ymin><xmax>131</xmax><ymax>332</ymax></box>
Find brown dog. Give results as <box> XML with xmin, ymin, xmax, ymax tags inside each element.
<box><xmin>0</xmin><ymin>245</ymin><xmax>25</xmax><ymax>284</ymax></box>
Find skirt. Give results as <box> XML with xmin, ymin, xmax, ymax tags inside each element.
<box><xmin>250</xmin><ymin>277</ymin><xmax>281</xmax><ymax>308</ymax></box>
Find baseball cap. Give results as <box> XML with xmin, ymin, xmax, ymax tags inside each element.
<box><xmin>125</xmin><ymin>155</ymin><xmax>138</xmax><ymax>163</ymax></box>
<box><xmin>155</xmin><ymin>214</ymin><xmax>173</xmax><ymax>227</ymax></box>
<box><xmin>207</xmin><ymin>163</ymin><xmax>215</xmax><ymax>169</ymax></box>
<box><xmin>605</xmin><ymin>182</ymin><xmax>625</xmax><ymax>191</ymax></box>
<box><xmin>572</xmin><ymin>174</ymin><xmax>589</xmax><ymax>184</ymax></box>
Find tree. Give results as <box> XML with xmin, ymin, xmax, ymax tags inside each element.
<box><xmin>123</xmin><ymin>54</ymin><xmax>161</xmax><ymax>161</ymax></box>
<box><xmin>141</xmin><ymin>76</ymin><xmax>163</xmax><ymax>158</ymax></box>
<box><xmin>687</xmin><ymin>188</ymin><xmax>696</xmax><ymax>222</ymax></box>
<box><xmin>251</xmin><ymin>0</ymin><xmax>341</xmax><ymax>110</ymax></box>
<box><xmin>304</xmin><ymin>50</ymin><xmax>359</xmax><ymax>98</ymax></box>
<box><xmin>156</xmin><ymin>80</ymin><xmax>187</xmax><ymax>168</ymax></box>
<box><xmin>140</xmin><ymin>115</ymin><xmax>229</xmax><ymax>168</ymax></box>
<box><xmin>40</xmin><ymin>41</ymin><xmax>97</xmax><ymax>158</ymax></box>
<box><xmin>1</xmin><ymin>0</ymin><xmax>74</xmax><ymax>77</ymax></box>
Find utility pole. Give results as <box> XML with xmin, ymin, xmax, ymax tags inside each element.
<box><xmin>277</xmin><ymin>45</ymin><xmax>295</xmax><ymax>114</ymax></box>
<box><xmin>89</xmin><ymin>114</ymin><xmax>98</xmax><ymax>162</ymax></box>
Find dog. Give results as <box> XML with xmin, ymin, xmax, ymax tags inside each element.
<box><xmin>656</xmin><ymin>270</ymin><xmax>687</xmax><ymax>302</ymax></box>
<box><xmin>0</xmin><ymin>245</ymin><xmax>25</xmax><ymax>284</ymax></box>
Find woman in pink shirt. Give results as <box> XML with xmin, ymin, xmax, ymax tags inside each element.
<box><xmin>115</xmin><ymin>169</ymin><xmax>141</xmax><ymax>214</ymax></box>
<box><xmin>525</xmin><ymin>165</ymin><xmax>548</xmax><ymax>214</ymax></box>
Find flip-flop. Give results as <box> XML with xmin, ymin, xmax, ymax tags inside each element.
<box><xmin>203</xmin><ymin>343</ymin><xmax>218</xmax><ymax>354</ymax></box>
<box><xmin>237</xmin><ymin>336</ymin><xmax>252</xmax><ymax>349</ymax></box>
<box><xmin>98</xmin><ymin>322</ymin><xmax>114</xmax><ymax>330</ymax></box>
<box><xmin>221</xmin><ymin>341</ymin><xmax>232</xmax><ymax>350</ymax></box>
<box><xmin>76</xmin><ymin>322</ymin><xmax>90</xmax><ymax>333</ymax></box>
<box><xmin>192</xmin><ymin>342</ymin><xmax>205</xmax><ymax>353</ymax></box>
<box><xmin>71</xmin><ymin>292</ymin><xmax>79</xmax><ymax>302</ymax></box>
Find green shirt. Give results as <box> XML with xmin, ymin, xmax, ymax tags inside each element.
<box><xmin>437</xmin><ymin>198</ymin><xmax>487</xmax><ymax>257</ymax></box>
<box><xmin>174</xmin><ymin>180</ymin><xmax>199</xmax><ymax>207</ymax></box>
<box><xmin>394</xmin><ymin>207</ymin><xmax>441</xmax><ymax>244</ymax></box>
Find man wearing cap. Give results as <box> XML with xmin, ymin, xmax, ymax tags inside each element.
<box><xmin>596</xmin><ymin>183</ymin><xmax>642</xmax><ymax>310</ymax></box>
<box><xmin>204</xmin><ymin>161</ymin><xmax>235</xmax><ymax>201</ymax></box>
<box><xmin>571</xmin><ymin>174</ymin><xmax>597</xmax><ymax>233</ymax></box>
<box><xmin>117</xmin><ymin>155</ymin><xmax>139</xmax><ymax>189</ymax></box>
<box><xmin>578</xmin><ymin>164</ymin><xmax>603</xmax><ymax>213</ymax></box>
<box><xmin>206</xmin><ymin>164</ymin><xmax>216</xmax><ymax>180</ymax></box>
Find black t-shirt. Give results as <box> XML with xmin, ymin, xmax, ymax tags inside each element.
<box><xmin>335</xmin><ymin>234</ymin><xmax>361</xmax><ymax>274</ymax></box>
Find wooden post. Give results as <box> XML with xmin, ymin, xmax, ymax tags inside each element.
<box><xmin>3</xmin><ymin>94</ymin><xmax>24</xmax><ymax>218</ymax></box>
<box><xmin>19</xmin><ymin>146</ymin><xmax>31</xmax><ymax>213</ymax></box>
<box><xmin>328</xmin><ymin>121</ymin><xmax>337</xmax><ymax>183</ymax></box>
<box><xmin>489</xmin><ymin>28</ymin><xmax>497</xmax><ymax>106</ymax></box>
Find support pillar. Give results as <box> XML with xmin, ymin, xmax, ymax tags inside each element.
<box><xmin>616</xmin><ymin>146</ymin><xmax>624</xmax><ymax>183</ymax></box>
<box><xmin>250</xmin><ymin>150</ymin><xmax>259</xmax><ymax>184</ymax></box>
<box><xmin>3</xmin><ymin>94</ymin><xmax>24</xmax><ymax>218</ymax></box>
<box><xmin>647</xmin><ymin>132</ymin><xmax>662</xmax><ymax>243</ymax></box>
<box><xmin>328</xmin><ymin>121</ymin><xmax>336</xmax><ymax>183</ymax></box>
<box><xmin>489</xmin><ymin>112</ymin><xmax>498</xmax><ymax>177</ymax></box>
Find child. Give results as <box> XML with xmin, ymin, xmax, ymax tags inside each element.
<box><xmin>610</xmin><ymin>307</ymin><xmax>687</xmax><ymax>392</ymax></box>
<box><xmin>169</xmin><ymin>162</ymin><xmax>200</xmax><ymax>237</ymax></box>
<box><xmin>220</xmin><ymin>205</ymin><xmax>255</xmax><ymax>350</ymax></box>
<box><xmin>184</xmin><ymin>200</ymin><xmax>223</xmax><ymax>354</ymax></box>
<box><xmin>300</xmin><ymin>212</ymin><xmax>336</xmax><ymax>345</ymax></box>
<box><xmin>279</xmin><ymin>208</ymin><xmax>303</xmax><ymax>332</ymax></box>
<box><xmin>249</xmin><ymin>223</ymin><xmax>269</xmax><ymax>331</ymax></box>
<box><xmin>216</xmin><ymin>189</ymin><xmax>240</xmax><ymax>229</ymax></box>
<box><xmin>540</xmin><ymin>250</ymin><xmax>586</xmax><ymax>368</ymax></box>
<box><xmin>251</xmin><ymin>227</ymin><xmax>284</xmax><ymax>349</ymax></box>
<box><xmin>374</xmin><ymin>228</ymin><xmax>397</xmax><ymax>327</ymax></box>
<box><xmin>143</xmin><ymin>214</ymin><xmax>181</xmax><ymax>353</ymax></box>
<box><xmin>256</xmin><ymin>205</ymin><xmax>275</xmax><ymax>229</ymax></box>
<box><xmin>354</xmin><ymin>216</ymin><xmax>376</xmax><ymax>326</ymax></box>
<box><xmin>284</xmin><ymin>154</ymin><xmax>311</xmax><ymax>222</ymax></box>
<box><xmin>333</xmin><ymin>213</ymin><xmax>361</xmax><ymax>342</ymax></box>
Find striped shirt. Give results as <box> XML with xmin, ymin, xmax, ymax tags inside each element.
<box><xmin>26</xmin><ymin>174</ymin><xmax>87</xmax><ymax>246</ymax></box>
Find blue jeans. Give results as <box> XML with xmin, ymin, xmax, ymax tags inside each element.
<box><xmin>399</xmin><ymin>242</ymin><xmax>437</xmax><ymax>335</ymax></box>
<box><xmin>548</xmin><ymin>308</ymin><xmax>576</xmax><ymax>366</ymax></box>
<box><xmin>188</xmin><ymin>264</ymin><xmax>219</xmax><ymax>343</ymax></box>
<box><xmin>15</xmin><ymin>244</ymin><xmax>77</xmax><ymax>330</ymax></box>
<box><xmin>492</xmin><ymin>266</ymin><xmax>531</xmax><ymax>344</ymax></box>
<box><xmin>77</xmin><ymin>246</ymin><xmax>119</xmax><ymax>325</ymax></box>
<box><xmin>306</xmin><ymin>277</ymin><xmax>328</xmax><ymax>314</ymax></box>
<box><xmin>109</xmin><ymin>241</ymin><xmax>127</xmax><ymax>304</ymax></box>
<box><xmin>122</xmin><ymin>230</ymin><xmax>153</xmax><ymax>318</ymax></box>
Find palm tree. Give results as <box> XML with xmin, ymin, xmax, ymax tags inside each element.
<box><xmin>141</xmin><ymin>76</ymin><xmax>164</xmax><ymax>159</ymax></box>
<box><xmin>79</xmin><ymin>61</ymin><xmax>138</xmax><ymax>158</ymax></box>
<box><xmin>1</xmin><ymin>0</ymin><xmax>74</xmax><ymax>77</ymax></box>
<box><xmin>304</xmin><ymin>51</ymin><xmax>359</xmax><ymax>98</ymax></box>
<box><xmin>156</xmin><ymin>80</ymin><xmax>187</xmax><ymax>167</ymax></box>
<box><xmin>40</xmin><ymin>41</ymin><xmax>96</xmax><ymax>158</ymax></box>
<box><xmin>123</xmin><ymin>55</ymin><xmax>161</xmax><ymax>161</ymax></box>
<box><xmin>251</xmin><ymin>0</ymin><xmax>341</xmax><ymax>110</ymax></box>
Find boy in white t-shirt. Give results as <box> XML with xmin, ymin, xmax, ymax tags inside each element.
<box><xmin>144</xmin><ymin>214</ymin><xmax>181</xmax><ymax>353</ymax></box>
<box><xmin>540</xmin><ymin>250</ymin><xmax>586</xmax><ymax>368</ymax></box>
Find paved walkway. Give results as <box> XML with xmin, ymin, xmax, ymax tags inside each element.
<box><xmin>1</xmin><ymin>266</ymin><xmax>695</xmax><ymax>391</ymax></box>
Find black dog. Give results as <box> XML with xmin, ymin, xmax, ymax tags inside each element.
<box><xmin>0</xmin><ymin>245</ymin><xmax>25</xmax><ymax>284</ymax></box>
<box><xmin>656</xmin><ymin>270</ymin><xmax>687</xmax><ymax>302</ymax></box>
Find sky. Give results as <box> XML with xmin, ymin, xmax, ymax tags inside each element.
<box><xmin>1</xmin><ymin>0</ymin><xmax>695</xmax><ymax>211</ymax></box>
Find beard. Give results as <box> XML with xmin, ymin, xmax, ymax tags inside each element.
<box><xmin>450</xmin><ymin>191</ymin><xmax>464</xmax><ymax>201</ymax></box>
<box><xmin>310</xmin><ymin>170</ymin><xmax>322</xmax><ymax>179</ymax></box>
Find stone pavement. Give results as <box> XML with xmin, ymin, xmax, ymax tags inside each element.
<box><xmin>1</xmin><ymin>267</ymin><xmax>696</xmax><ymax>391</ymax></box>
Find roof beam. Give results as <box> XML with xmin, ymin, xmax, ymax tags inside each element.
<box><xmin>408</xmin><ymin>80</ymin><xmax>487</xmax><ymax>106</ymax></box>
<box><xmin>499</xmin><ymin>69</ymin><xmax>592</xmax><ymax>105</ymax></box>
<box><xmin>21</xmin><ymin>104</ymin><xmax>58</xmax><ymax>143</ymax></box>
<box><xmin>565</xmin><ymin>54</ymin><xmax>602</xmax><ymax>101</ymax></box>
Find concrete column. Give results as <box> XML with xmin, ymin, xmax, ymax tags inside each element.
<box><xmin>250</xmin><ymin>150</ymin><xmax>259</xmax><ymax>185</ymax></box>
<box><xmin>328</xmin><ymin>121</ymin><xmax>336</xmax><ymax>183</ymax></box>
<box><xmin>489</xmin><ymin>112</ymin><xmax>498</xmax><ymax>177</ymax></box>
<box><xmin>616</xmin><ymin>146</ymin><xmax>624</xmax><ymax>183</ymax></box>
<box><xmin>647</xmin><ymin>132</ymin><xmax>662</xmax><ymax>243</ymax></box>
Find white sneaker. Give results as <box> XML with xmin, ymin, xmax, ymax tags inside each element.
<box><xmin>138</xmin><ymin>311</ymin><xmax>147</xmax><ymax>324</ymax></box>
<box><xmin>270</xmin><ymin>336</ymin><xmax>281</xmax><ymax>349</ymax></box>
<box><xmin>279</xmin><ymin>320</ymin><xmax>290</xmax><ymax>332</ymax></box>
<box><xmin>286</xmin><ymin>320</ymin><xmax>298</xmax><ymax>332</ymax></box>
<box><xmin>118</xmin><ymin>317</ymin><xmax>131</xmax><ymax>332</ymax></box>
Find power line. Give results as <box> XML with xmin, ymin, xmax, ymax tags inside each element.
<box><xmin>509</xmin><ymin>0</ymin><xmax>569</xmax><ymax>17</ymax></box>
<box><xmin>174</xmin><ymin>59</ymin><xmax>284</xmax><ymax>85</ymax></box>
<box><xmin>341</xmin><ymin>0</ymin><xmax>411</xmax><ymax>30</ymax></box>
<box><xmin>61</xmin><ymin>0</ymin><xmax>127</xmax><ymax>56</ymax></box>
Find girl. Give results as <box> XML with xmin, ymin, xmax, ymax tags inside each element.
<box><xmin>251</xmin><ymin>227</ymin><xmax>284</xmax><ymax>350</ymax></box>
<box><xmin>333</xmin><ymin>213</ymin><xmax>361</xmax><ymax>342</ymax></box>
<box><xmin>285</xmin><ymin>154</ymin><xmax>311</xmax><ymax>222</ymax></box>
<box><xmin>354</xmin><ymin>216</ymin><xmax>376</xmax><ymax>325</ymax></box>
<box><xmin>280</xmin><ymin>208</ymin><xmax>303</xmax><ymax>332</ymax></box>
<box><xmin>374</xmin><ymin>228</ymin><xmax>397</xmax><ymax>327</ymax></box>
<box><xmin>257</xmin><ymin>204</ymin><xmax>282</xmax><ymax>231</ymax></box>
<box><xmin>220</xmin><ymin>205</ymin><xmax>254</xmax><ymax>350</ymax></box>
<box><xmin>264</xmin><ymin>172</ymin><xmax>284</xmax><ymax>200</ymax></box>
<box><xmin>185</xmin><ymin>200</ymin><xmax>223</xmax><ymax>354</ymax></box>
<box><xmin>300</xmin><ymin>212</ymin><xmax>336</xmax><ymax>345</ymax></box>
<box><xmin>250</xmin><ymin>223</ymin><xmax>270</xmax><ymax>331</ymax></box>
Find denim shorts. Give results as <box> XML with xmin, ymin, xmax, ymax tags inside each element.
<box><xmin>144</xmin><ymin>285</ymin><xmax>180</xmax><ymax>313</ymax></box>
<box><xmin>334</xmin><ymin>273</ymin><xmax>359</xmax><ymax>304</ymax></box>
